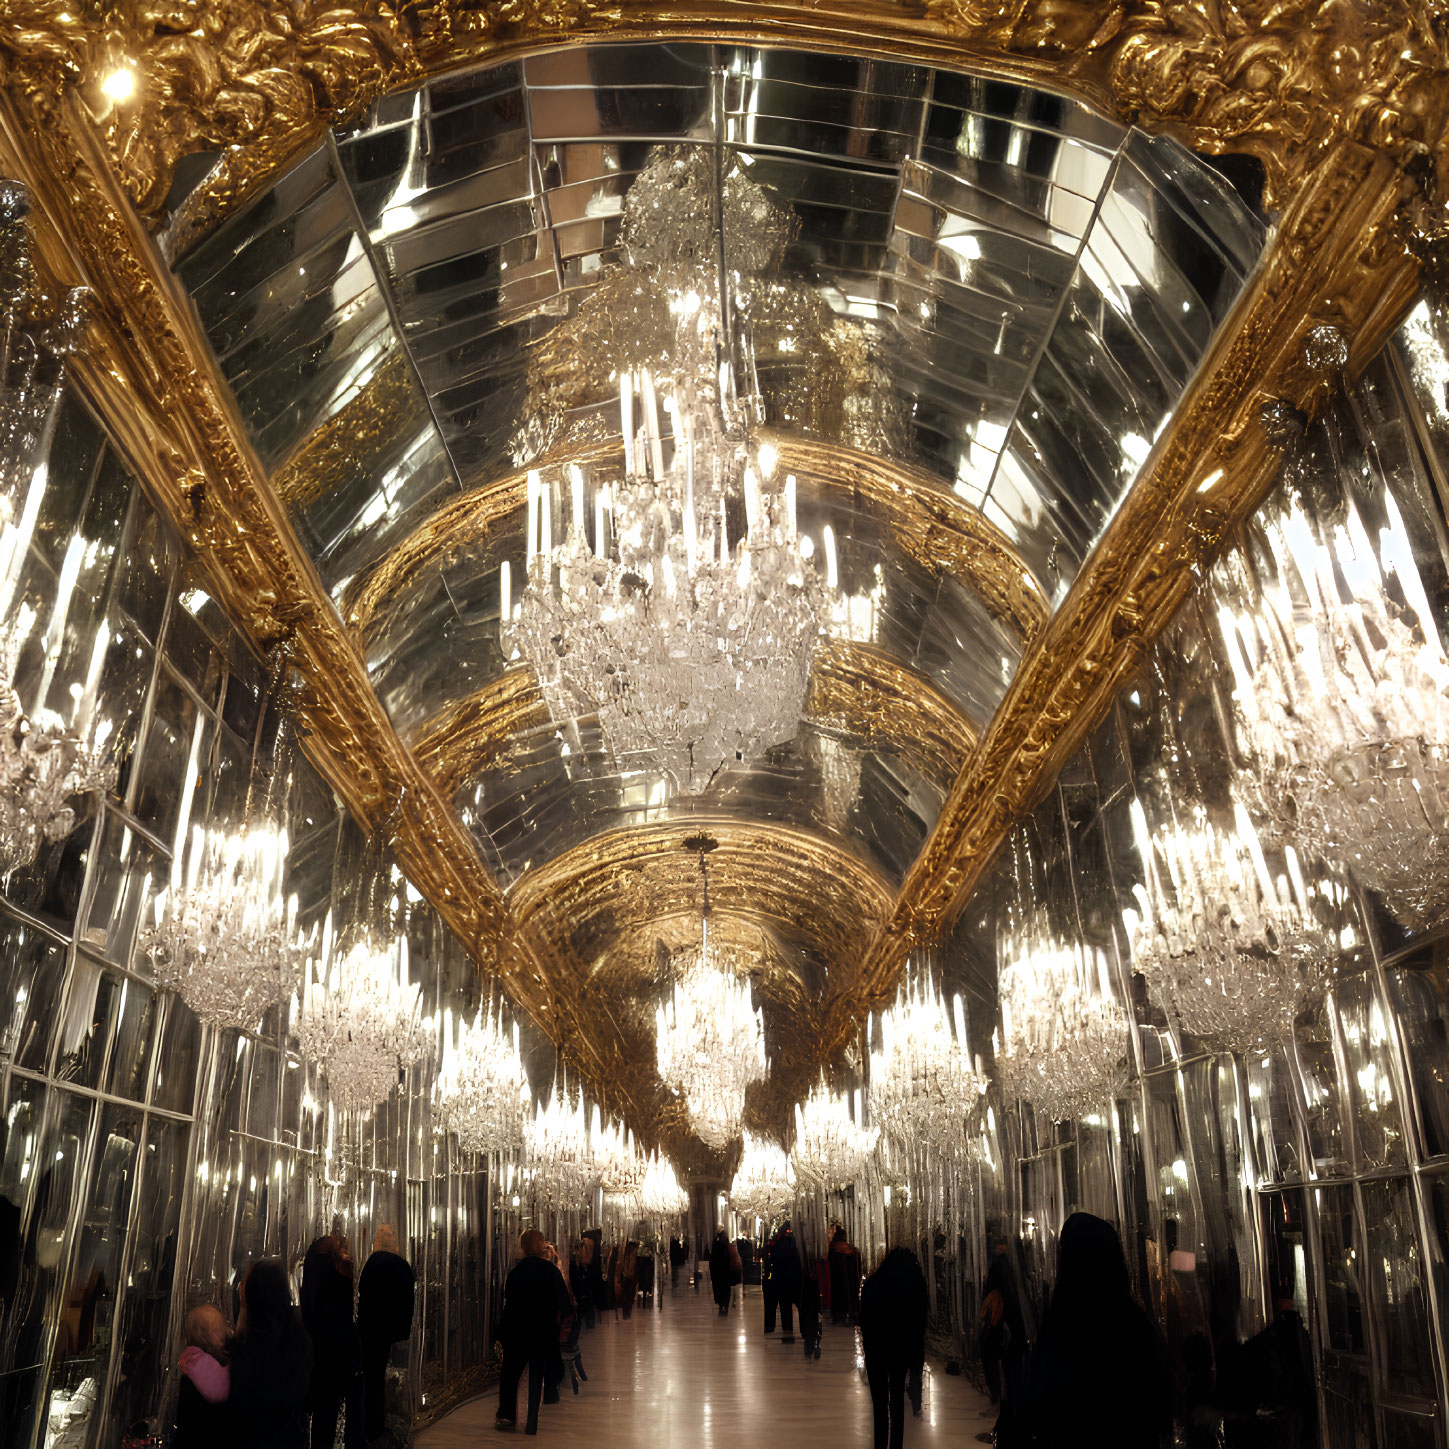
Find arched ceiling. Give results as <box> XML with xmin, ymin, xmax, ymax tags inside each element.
<box><xmin>0</xmin><ymin>12</ymin><xmax>1439</xmax><ymax>1166</ymax></box>
<box><xmin>155</xmin><ymin>42</ymin><xmax>1263</xmax><ymax>1153</ymax></box>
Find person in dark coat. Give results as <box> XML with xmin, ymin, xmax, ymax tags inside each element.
<box><xmin>708</xmin><ymin>1230</ymin><xmax>734</xmax><ymax>1315</ymax></box>
<box><xmin>174</xmin><ymin>1303</ymin><xmax>232</xmax><ymax>1448</ymax></box>
<box><xmin>799</xmin><ymin>1249</ymin><xmax>822</xmax><ymax>1360</ymax></box>
<box><xmin>769</xmin><ymin>1221</ymin><xmax>803</xmax><ymax>1343</ymax></box>
<box><xmin>570</xmin><ymin>1241</ymin><xmax>596</xmax><ymax>1330</ymax></box>
<box><xmin>357</xmin><ymin>1224</ymin><xmax>414</xmax><ymax>1445</ymax></box>
<box><xmin>828</xmin><ymin>1227</ymin><xmax>862</xmax><ymax>1323</ymax></box>
<box><xmin>979</xmin><ymin>1240</ymin><xmax>1026</xmax><ymax>1407</ymax></box>
<box><xmin>669</xmin><ymin>1236</ymin><xmax>687</xmax><ymax>1288</ymax></box>
<box><xmin>227</xmin><ymin>1259</ymin><xmax>313</xmax><ymax>1449</ymax></box>
<box><xmin>497</xmin><ymin>1228</ymin><xmax>572</xmax><ymax>1433</ymax></box>
<box><xmin>858</xmin><ymin>1248</ymin><xmax>928</xmax><ymax>1449</ymax></box>
<box><xmin>300</xmin><ymin>1234</ymin><xmax>362</xmax><ymax>1449</ymax></box>
<box><xmin>997</xmin><ymin>1212</ymin><xmax>1172</xmax><ymax>1449</ymax></box>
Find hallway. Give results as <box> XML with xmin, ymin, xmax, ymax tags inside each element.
<box><xmin>417</xmin><ymin>1282</ymin><xmax>996</xmax><ymax>1445</ymax></box>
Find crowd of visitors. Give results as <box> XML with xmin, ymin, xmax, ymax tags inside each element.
<box><xmin>170</xmin><ymin>1226</ymin><xmax>415</xmax><ymax>1449</ymax></box>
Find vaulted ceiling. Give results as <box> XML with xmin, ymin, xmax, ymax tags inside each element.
<box><xmin>159</xmin><ymin>42</ymin><xmax>1263</xmax><ymax>1155</ymax></box>
<box><xmin>2</xmin><ymin>9</ymin><xmax>1438</xmax><ymax>1168</ymax></box>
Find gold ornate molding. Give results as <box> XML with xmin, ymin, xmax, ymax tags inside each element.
<box><xmin>1</xmin><ymin>0</ymin><xmax>1445</xmax><ymax>238</ymax></box>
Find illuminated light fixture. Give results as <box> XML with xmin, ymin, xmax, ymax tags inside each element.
<box><xmin>791</xmin><ymin>1079</ymin><xmax>877</xmax><ymax>1190</ymax></box>
<box><xmin>729</xmin><ymin>1130</ymin><xmax>795</xmax><ymax>1225</ymax></box>
<box><xmin>522</xmin><ymin>1082</ymin><xmax>598</xmax><ymax>1206</ymax></box>
<box><xmin>434</xmin><ymin>1002</ymin><xmax>530</xmax><ymax>1154</ymax></box>
<box><xmin>654</xmin><ymin>835</ymin><xmax>767</xmax><ymax>1151</ymax></box>
<box><xmin>101</xmin><ymin>65</ymin><xmax>137</xmax><ymax>103</ymax></box>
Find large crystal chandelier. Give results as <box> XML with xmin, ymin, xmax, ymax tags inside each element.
<box><xmin>0</xmin><ymin>185</ymin><xmax>113</xmax><ymax>875</ymax></box>
<box><xmin>791</xmin><ymin>1080</ymin><xmax>878</xmax><ymax>1190</ymax></box>
<box><xmin>730</xmin><ymin>1131</ymin><xmax>795</xmax><ymax>1225</ymax></box>
<box><xmin>145</xmin><ymin>821</ymin><xmax>309</xmax><ymax>1031</ymax></box>
<box><xmin>995</xmin><ymin>915</ymin><xmax>1127</xmax><ymax>1124</ymax></box>
<box><xmin>638</xmin><ymin>1152</ymin><xmax>689</xmax><ymax>1219</ymax></box>
<box><xmin>868</xmin><ymin>971</ymin><xmax>987</xmax><ymax>1161</ymax></box>
<box><xmin>295</xmin><ymin>918</ymin><xmax>434</xmax><ymax>1111</ymax></box>
<box><xmin>502</xmin><ymin>147</ymin><xmax>828</xmax><ymax>793</ymax></box>
<box><xmin>655</xmin><ymin>837</ymin><xmax>767</xmax><ymax>1150</ymax></box>
<box><xmin>523</xmin><ymin>1084</ymin><xmax>599</xmax><ymax>1207</ymax></box>
<box><xmin>434</xmin><ymin>1003</ymin><xmax>531</xmax><ymax>1154</ymax></box>
<box><xmin>1219</xmin><ymin>491</ymin><xmax>1449</xmax><ymax>927</ymax></box>
<box><xmin>1126</xmin><ymin>797</ymin><xmax>1355</xmax><ymax>1054</ymax></box>
<box><xmin>590</xmin><ymin>1106</ymin><xmax>647</xmax><ymax>1200</ymax></box>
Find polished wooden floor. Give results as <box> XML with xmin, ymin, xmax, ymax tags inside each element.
<box><xmin>417</xmin><ymin>1278</ymin><xmax>995</xmax><ymax>1445</ymax></box>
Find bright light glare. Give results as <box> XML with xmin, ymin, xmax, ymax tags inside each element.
<box><xmin>101</xmin><ymin>66</ymin><xmax>137</xmax><ymax>103</ymax></box>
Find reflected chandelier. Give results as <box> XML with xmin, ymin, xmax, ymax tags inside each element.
<box><xmin>791</xmin><ymin>1080</ymin><xmax>878</xmax><ymax>1190</ymax></box>
<box><xmin>655</xmin><ymin>838</ymin><xmax>767</xmax><ymax>1151</ymax></box>
<box><xmin>434</xmin><ymin>1003</ymin><xmax>531</xmax><ymax>1155</ymax></box>
<box><xmin>730</xmin><ymin>1131</ymin><xmax>795</xmax><ymax>1225</ymax></box>
<box><xmin>295</xmin><ymin>917</ymin><xmax>434</xmax><ymax>1112</ymax></box>
<box><xmin>523</xmin><ymin>1084</ymin><xmax>599</xmax><ymax>1207</ymax></box>
<box><xmin>146</xmin><ymin>821</ymin><xmax>310</xmax><ymax>1032</ymax></box>
<box><xmin>1127</xmin><ymin>798</ymin><xmax>1354</xmax><ymax>1054</ymax></box>
<box><xmin>639</xmin><ymin>1152</ymin><xmax>689</xmax><ymax>1219</ymax></box>
<box><xmin>590</xmin><ymin>1106</ymin><xmax>646</xmax><ymax>1200</ymax></box>
<box><xmin>868</xmin><ymin>971</ymin><xmax>987</xmax><ymax>1162</ymax></box>
<box><xmin>995</xmin><ymin>914</ymin><xmax>1127</xmax><ymax>1124</ymax></box>
<box><xmin>1220</xmin><ymin>493</ymin><xmax>1449</xmax><ymax>927</ymax></box>
<box><xmin>502</xmin><ymin>148</ymin><xmax>827</xmax><ymax>793</ymax></box>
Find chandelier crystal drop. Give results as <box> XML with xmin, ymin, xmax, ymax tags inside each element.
<box><xmin>1126</xmin><ymin>798</ymin><xmax>1354</xmax><ymax>1054</ymax></box>
<box><xmin>1219</xmin><ymin>492</ymin><xmax>1449</xmax><ymax>927</ymax></box>
<box><xmin>295</xmin><ymin>919</ymin><xmax>434</xmax><ymax>1112</ymax></box>
<box><xmin>995</xmin><ymin>916</ymin><xmax>1127</xmax><ymax>1124</ymax></box>
<box><xmin>523</xmin><ymin>1085</ymin><xmax>599</xmax><ymax>1207</ymax></box>
<box><xmin>502</xmin><ymin>147</ymin><xmax>829</xmax><ymax>794</ymax></box>
<box><xmin>145</xmin><ymin>821</ymin><xmax>309</xmax><ymax>1032</ymax></box>
<box><xmin>434</xmin><ymin>1003</ymin><xmax>531</xmax><ymax>1155</ymax></box>
<box><xmin>791</xmin><ymin>1080</ymin><xmax>878</xmax><ymax>1190</ymax></box>
<box><xmin>868</xmin><ymin>971</ymin><xmax>987</xmax><ymax>1161</ymax></box>
<box><xmin>729</xmin><ymin>1131</ymin><xmax>795</xmax><ymax>1225</ymax></box>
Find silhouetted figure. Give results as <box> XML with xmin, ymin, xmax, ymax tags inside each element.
<box><xmin>300</xmin><ymin>1234</ymin><xmax>362</xmax><ymax>1449</ymax></box>
<box><xmin>858</xmin><ymin>1248</ymin><xmax>928</xmax><ymax>1449</ymax></box>
<box><xmin>998</xmin><ymin>1213</ymin><xmax>1172</xmax><ymax>1449</ymax></box>
<box><xmin>799</xmin><ymin>1249</ymin><xmax>822</xmax><ymax>1359</ymax></box>
<box><xmin>357</xmin><ymin>1224</ymin><xmax>414</xmax><ymax>1445</ymax></box>
<box><xmin>709</xmin><ymin>1230</ymin><xmax>734</xmax><ymax>1315</ymax></box>
<box><xmin>570</xmin><ymin>1241</ymin><xmax>596</xmax><ymax>1331</ymax></box>
<box><xmin>828</xmin><ymin>1228</ymin><xmax>861</xmax><ymax>1323</ymax></box>
<box><xmin>227</xmin><ymin>1260</ymin><xmax>313</xmax><ymax>1449</ymax></box>
<box><xmin>1226</xmin><ymin>1290</ymin><xmax>1317</xmax><ymax>1449</ymax></box>
<box><xmin>617</xmin><ymin>1241</ymin><xmax>638</xmax><ymax>1319</ymax></box>
<box><xmin>497</xmin><ymin>1229</ymin><xmax>571</xmax><ymax>1433</ymax></box>
<box><xmin>770</xmin><ymin>1221</ymin><xmax>803</xmax><ymax>1343</ymax></box>
<box><xmin>669</xmin><ymin>1236</ymin><xmax>687</xmax><ymax>1288</ymax></box>
<box><xmin>737</xmin><ymin>1236</ymin><xmax>756</xmax><ymax>1286</ymax></box>
<box><xmin>637</xmin><ymin>1241</ymin><xmax>656</xmax><ymax>1304</ymax></box>
<box><xmin>762</xmin><ymin>1226</ymin><xmax>779</xmax><ymax>1333</ymax></box>
<box><xmin>979</xmin><ymin>1241</ymin><xmax>1025</xmax><ymax>1407</ymax></box>
<box><xmin>174</xmin><ymin>1304</ymin><xmax>231</xmax><ymax>1448</ymax></box>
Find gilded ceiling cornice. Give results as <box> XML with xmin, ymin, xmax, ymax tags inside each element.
<box><xmin>822</xmin><ymin>135</ymin><xmax>1431</xmax><ymax>1060</ymax></box>
<box><xmin>1</xmin><ymin>0</ymin><xmax>1444</xmax><ymax>238</ymax></box>
<box><xmin>342</xmin><ymin>439</ymin><xmax>1044</xmax><ymax>646</ymax></box>
<box><xmin>410</xmin><ymin>637</ymin><xmax>974</xmax><ymax>801</ymax></box>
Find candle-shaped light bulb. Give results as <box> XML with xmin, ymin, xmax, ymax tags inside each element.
<box><xmin>526</xmin><ymin>471</ymin><xmax>540</xmax><ymax>565</ymax></box>
<box><xmin>620</xmin><ymin>372</ymin><xmax>635</xmax><ymax>477</ymax></box>
<box><xmin>499</xmin><ymin>560</ymin><xmax>511</xmax><ymax>640</ymax></box>
<box><xmin>570</xmin><ymin>466</ymin><xmax>585</xmax><ymax>537</ymax></box>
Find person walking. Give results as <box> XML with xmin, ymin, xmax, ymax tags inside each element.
<box><xmin>570</xmin><ymin>1241</ymin><xmax>596</xmax><ymax>1331</ymax></box>
<box><xmin>300</xmin><ymin>1233</ymin><xmax>362</xmax><ymax>1449</ymax></box>
<box><xmin>828</xmin><ymin>1227</ymin><xmax>862</xmax><ymax>1324</ymax></box>
<box><xmin>227</xmin><ymin>1260</ymin><xmax>313</xmax><ymax>1449</ymax></box>
<box><xmin>858</xmin><ymin>1248</ymin><xmax>928</xmax><ymax>1449</ymax></box>
<box><xmin>174</xmin><ymin>1304</ymin><xmax>230</xmax><ymax>1447</ymax></box>
<box><xmin>978</xmin><ymin>1240</ymin><xmax>1025</xmax><ymax>1411</ymax></box>
<box><xmin>618</xmin><ymin>1241</ymin><xmax>639</xmax><ymax>1320</ymax></box>
<box><xmin>496</xmin><ymin>1229</ymin><xmax>571</xmax><ymax>1434</ymax></box>
<box><xmin>799</xmin><ymin>1249</ymin><xmax>822</xmax><ymax>1360</ymax></box>
<box><xmin>708</xmin><ymin>1230</ymin><xmax>734</xmax><ymax>1316</ymax></box>
<box><xmin>669</xmin><ymin>1236</ymin><xmax>687</xmax><ymax>1289</ymax></box>
<box><xmin>762</xmin><ymin>1226</ymin><xmax>778</xmax><ymax>1334</ymax></box>
<box><xmin>996</xmin><ymin>1212</ymin><xmax>1172</xmax><ymax>1449</ymax></box>
<box><xmin>769</xmin><ymin>1221</ymin><xmax>803</xmax><ymax>1344</ymax></box>
<box><xmin>357</xmin><ymin>1224</ymin><xmax>414</xmax><ymax>1446</ymax></box>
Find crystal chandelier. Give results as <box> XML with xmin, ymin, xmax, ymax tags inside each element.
<box><xmin>590</xmin><ymin>1106</ymin><xmax>646</xmax><ymax>1200</ymax></box>
<box><xmin>868</xmin><ymin>970</ymin><xmax>987</xmax><ymax>1161</ymax></box>
<box><xmin>655</xmin><ymin>838</ymin><xmax>767</xmax><ymax>1150</ymax></box>
<box><xmin>1126</xmin><ymin>797</ymin><xmax>1355</xmax><ymax>1054</ymax></box>
<box><xmin>730</xmin><ymin>1131</ymin><xmax>795</xmax><ymax>1225</ymax></box>
<box><xmin>791</xmin><ymin>1080</ymin><xmax>878</xmax><ymax>1190</ymax></box>
<box><xmin>1219</xmin><ymin>491</ymin><xmax>1449</xmax><ymax>927</ymax></box>
<box><xmin>502</xmin><ymin>147</ymin><xmax>828</xmax><ymax>794</ymax></box>
<box><xmin>145</xmin><ymin>821</ymin><xmax>309</xmax><ymax>1031</ymax></box>
<box><xmin>0</xmin><ymin>187</ymin><xmax>113</xmax><ymax>875</ymax></box>
<box><xmin>995</xmin><ymin>915</ymin><xmax>1127</xmax><ymax>1124</ymax></box>
<box><xmin>638</xmin><ymin>1151</ymin><xmax>689</xmax><ymax>1219</ymax></box>
<box><xmin>523</xmin><ymin>1083</ymin><xmax>599</xmax><ymax>1207</ymax></box>
<box><xmin>295</xmin><ymin>918</ymin><xmax>434</xmax><ymax>1112</ymax></box>
<box><xmin>434</xmin><ymin>1002</ymin><xmax>531</xmax><ymax>1155</ymax></box>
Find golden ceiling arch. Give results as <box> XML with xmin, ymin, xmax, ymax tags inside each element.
<box><xmin>0</xmin><ymin>1</ymin><xmax>1445</xmax><ymax>1147</ymax></box>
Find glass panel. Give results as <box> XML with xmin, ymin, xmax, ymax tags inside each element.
<box><xmin>1360</xmin><ymin>1178</ymin><xmax>1436</xmax><ymax>1401</ymax></box>
<box><xmin>78</xmin><ymin>811</ymin><xmax>162</xmax><ymax>971</ymax></box>
<box><xmin>0</xmin><ymin>910</ymin><xmax>69</xmax><ymax>1072</ymax></box>
<box><xmin>54</xmin><ymin>954</ymin><xmax>157</xmax><ymax>1099</ymax></box>
<box><xmin>149</xmin><ymin>993</ymin><xmax>203</xmax><ymax>1114</ymax></box>
<box><xmin>1332</xmin><ymin>975</ymin><xmax>1407</xmax><ymax>1171</ymax></box>
<box><xmin>1385</xmin><ymin>961</ymin><xmax>1449</xmax><ymax>1161</ymax></box>
<box><xmin>1315</xmin><ymin>1183</ymin><xmax>1368</xmax><ymax>1357</ymax></box>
